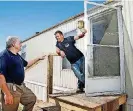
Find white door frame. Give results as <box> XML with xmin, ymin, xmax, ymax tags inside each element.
<box><xmin>117</xmin><ymin>6</ymin><xmax>125</xmax><ymax>93</ymax></box>
<box><xmin>84</xmin><ymin>1</ymin><xmax>125</xmax><ymax>96</ymax></box>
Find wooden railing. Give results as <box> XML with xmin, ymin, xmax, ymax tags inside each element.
<box><xmin>47</xmin><ymin>54</ymin><xmax>58</xmax><ymax>101</ymax></box>
<box><xmin>25</xmin><ymin>53</ymin><xmax>77</xmax><ymax>102</ymax></box>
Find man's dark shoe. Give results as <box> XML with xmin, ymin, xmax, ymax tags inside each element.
<box><xmin>76</xmin><ymin>88</ymin><xmax>84</xmax><ymax>93</ymax></box>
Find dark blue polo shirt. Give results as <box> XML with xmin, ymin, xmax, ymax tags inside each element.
<box><xmin>0</xmin><ymin>49</ymin><xmax>28</xmax><ymax>85</ymax></box>
<box><xmin>56</xmin><ymin>36</ymin><xmax>83</xmax><ymax>64</ymax></box>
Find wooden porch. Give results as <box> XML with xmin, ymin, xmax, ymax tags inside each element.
<box><xmin>48</xmin><ymin>93</ymin><xmax>126</xmax><ymax>111</ymax></box>
<box><xmin>43</xmin><ymin>54</ymin><xmax>127</xmax><ymax>111</ymax></box>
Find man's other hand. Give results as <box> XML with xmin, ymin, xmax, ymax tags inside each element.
<box><xmin>4</xmin><ymin>93</ymin><xmax>13</xmax><ymax>105</ymax></box>
<box><xmin>60</xmin><ymin>51</ymin><xmax>66</xmax><ymax>58</ymax></box>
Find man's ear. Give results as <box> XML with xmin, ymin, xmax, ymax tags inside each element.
<box><xmin>12</xmin><ymin>44</ymin><xmax>15</xmax><ymax>47</ymax></box>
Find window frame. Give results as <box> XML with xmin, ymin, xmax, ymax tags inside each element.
<box><xmin>21</xmin><ymin>44</ymin><xmax>26</xmax><ymax>59</ymax></box>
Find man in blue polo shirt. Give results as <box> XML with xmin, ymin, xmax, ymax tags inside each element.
<box><xmin>0</xmin><ymin>36</ymin><xmax>46</xmax><ymax>111</ymax></box>
<box><xmin>55</xmin><ymin>30</ymin><xmax>87</xmax><ymax>93</ymax></box>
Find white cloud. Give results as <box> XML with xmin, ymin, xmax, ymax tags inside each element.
<box><xmin>0</xmin><ymin>46</ymin><xmax>5</xmax><ymax>52</ymax></box>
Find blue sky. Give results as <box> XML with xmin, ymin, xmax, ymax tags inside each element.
<box><xmin>0</xmin><ymin>1</ymin><xmax>104</xmax><ymax>51</ymax></box>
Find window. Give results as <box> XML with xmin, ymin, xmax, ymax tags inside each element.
<box><xmin>88</xmin><ymin>10</ymin><xmax>120</xmax><ymax>76</ymax></box>
<box><xmin>92</xmin><ymin>11</ymin><xmax>119</xmax><ymax>45</ymax></box>
<box><xmin>62</xmin><ymin>29</ymin><xmax>77</xmax><ymax>69</ymax></box>
<box><xmin>21</xmin><ymin>45</ymin><xmax>26</xmax><ymax>59</ymax></box>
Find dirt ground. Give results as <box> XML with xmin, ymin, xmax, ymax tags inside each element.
<box><xmin>18</xmin><ymin>100</ymin><xmax>46</xmax><ymax>111</ymax></box>
<box><xmin>18</xmin><ymin>100</ymin><xmax>59</xmax><ymax>111</ymax></box>
<box><xmin>0</xmin><ymin>98</ymin><xmax>58</xmax><ymax>111</ymax></box>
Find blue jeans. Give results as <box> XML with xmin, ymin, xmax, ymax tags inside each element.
<box><xmin>71</xmin><ymin>56</ymin><xmax>85</xmax><ymax>89</ymax></box>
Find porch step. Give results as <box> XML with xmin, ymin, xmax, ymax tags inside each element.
<box><xmin>33</xmin><ymin>100</ymin><xmax>60</xmax><ymax>111</ymax></box>
<box><xmin>41</xmin><ymin>106</ymin><xmax>60</xmax><ymax>111</ymax></box>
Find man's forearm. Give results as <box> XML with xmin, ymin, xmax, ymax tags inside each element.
<box><xmin>26</xmin><ymin>55</ymin><xmax>46</xmax><ymax>68</ymax></box>
<box><xmin>78</xmin><ymin>33</ymin><xmax>85</xmax><ymax>38</ymax></box>
<box><xmin>74</xmin><ymin>33</ymin><xmax>86</xmax><ymax>40</ymax></box>
<box><xmin>27</xmin><ymin>57</ymin><xmax>39</xmax><ymax>67</ymax></box>
<box><xmin>0</xmin><ymin>75</ymin><xmax>11</xmax><ymax>95</ymax></box>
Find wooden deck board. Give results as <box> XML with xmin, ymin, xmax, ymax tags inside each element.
<box><xmin>49</xmin><ymin>93</ymin><xmax>127</xmax><ymax>111</ymax></box>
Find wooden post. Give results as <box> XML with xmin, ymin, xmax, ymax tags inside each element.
<box><xmin>47</xmin><ymin>55</ymin><xmax>53</xmax><ymax>101</ymax></box>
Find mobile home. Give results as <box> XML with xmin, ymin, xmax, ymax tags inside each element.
<box><xmin>22</xmin><ymin>1</ymin><xmax>133</xmax><ymax>110</ymax></box>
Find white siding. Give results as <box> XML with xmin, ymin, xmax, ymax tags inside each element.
<box><xmin>23</xmin><ymin>30</ymin><xmax>56</xmax><ymax>61</ymax></box>
<box><xmin>53</xmin><ymin>56</ymin><xmax>77</xmax><ymax>90</ymax></box>
<box><xmin>25</xmin><ymin>80</ymin><xmax>47</xmax><ymax>101</ymax></box>
<box><xmin>126</xmin><ymin>99</ymin><xmax>133</xmax><ymax>111</ymax></box>
<box><xmin>121</xmin><ymin>0</ymin><xmax>133</xmax><ymax>100</ymax></box>
<box><xmin>25</xmin><ymin>59</ymin><xmax>47</xmax><ymax>84</ymax></box>
<box><xmin>24</xmin><ymin>59</ymin><xmax>48</xmax><ymax>101</ymax></box>
<box><xmin>122</xmin><ymin>1</ymin><xmax>133</xmax><ymax>47</ymax></box>
<box><xmin>120</xmin><ymin>1</ymin><xmax>133</xmax><ymax>111</ymax></box>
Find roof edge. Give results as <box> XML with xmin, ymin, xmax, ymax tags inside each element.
<box><xmin>22</xmin><ymin>12</ymin><xmax>84</xmax><ymax>43</ymax></box>
<box><xmin>22</xmin><ymin>1</ymin><xmax>119</xmax><ymax>43</ymax></box>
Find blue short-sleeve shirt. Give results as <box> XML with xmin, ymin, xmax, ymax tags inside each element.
<box><xmin>0</xmin><ymin>49</ymin><xmax>28</xmax><ymax>85</ymax></box>
<box><xmin>56</xmin><ymin>36</ymin><xmax>83</xmax><ymax>64</ymax></box>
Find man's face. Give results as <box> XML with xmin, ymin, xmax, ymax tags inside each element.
<box><xmin>13</xmin><ymin>39</ymin><xmax>22</xmax><ymax>52</ymax></box>
<box><xmin>55</xmin><ymin>33</ymin><xmax>64</xmax><ymax>42</ymax></box>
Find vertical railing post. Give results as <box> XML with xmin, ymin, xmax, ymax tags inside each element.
<box><xmin>47</xmin><ymin>55</ymin><xmax>53</xmax><ymax>101</ymax></box>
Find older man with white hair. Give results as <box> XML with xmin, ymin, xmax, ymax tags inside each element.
<box><xmin>0</xmin><ymin>36</ymin><xmax>46</xmax><ymax>111</ymax></box>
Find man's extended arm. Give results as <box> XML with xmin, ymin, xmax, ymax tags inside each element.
<box><xmin>74</xmin><ymin>29</ymin><xmax>87</xmax><ymax>40</ymax></box>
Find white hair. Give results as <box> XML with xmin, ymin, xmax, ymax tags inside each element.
<box><xmin>6</xmin><ymin>36</ymin><xmax>19</xmax><ymax>48</ymax></box>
